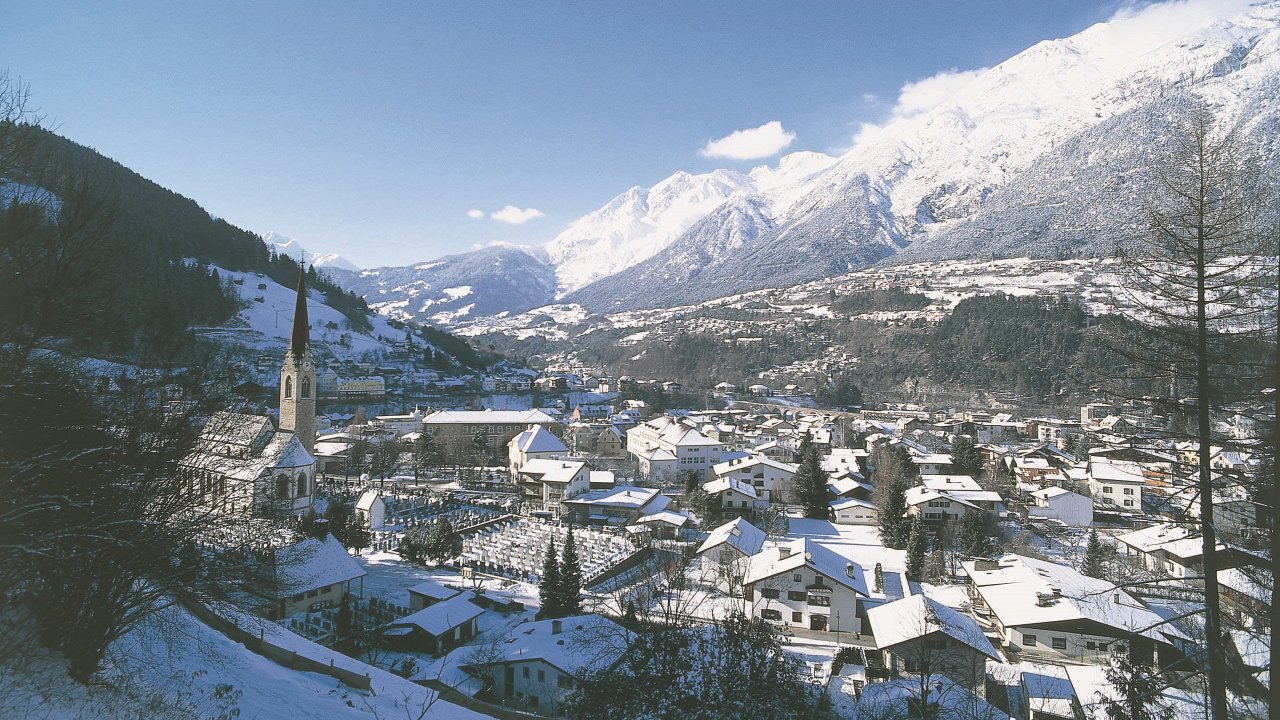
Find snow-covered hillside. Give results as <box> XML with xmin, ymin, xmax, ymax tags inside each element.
<box><xmin>266</xmin><ymin>232</ymin><xmax>361</xmax><ymax>272</ymax></box>
<box><xmin>197</xmin><ymin>266</ymin><xmax>408</xmax><ymax>360</ymax></box>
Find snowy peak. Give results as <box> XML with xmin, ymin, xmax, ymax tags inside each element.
<box><xmin>264</xmin><ymin>232</ymin><xmax>360</xmax><ymax>272</ymax></box>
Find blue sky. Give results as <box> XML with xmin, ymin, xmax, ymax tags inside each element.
<box><xmin>4</xmin><ymin>1</ymin><xmax>1147</xmax><ymax>267</ymax></box>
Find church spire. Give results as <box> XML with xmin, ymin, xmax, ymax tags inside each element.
<box><xmin>290</xmin><ymin>265</ymin><xmax>310</xmax><ymax>355</ymax></box>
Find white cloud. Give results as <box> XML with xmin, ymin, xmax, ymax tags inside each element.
<box><xmin>892</xmin><ymin>69</ymin><xmax>987</xmax><ymax>119</ymax></box>
<box><xmin>490</xmin><ymin>205</ymin><xmax>545</xmax><ymax>225</ymax></box>
<box><xmin>1100</xmin><ymin>0</ymin><xmax>1254</xmax><ymax>57</ymax></box>
<box><xmin>700</xmin><ymin>120</ymin><xmax>796</xmax><ymax>160</ymax></box>
<box><xmin>466</xmin><ymin>209</ymin><xmax>484</xmax><ymax>219</ymax></box>
<box><xmin>861</xmin><ymin>92</ymin><xmax>879</xmax><ymax>104</ymax></box>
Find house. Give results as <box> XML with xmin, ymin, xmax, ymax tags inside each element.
<box><xmin>1217</xmin><ymin>568</ymin><xmax>1270</xmax><ymax>630</ymax></box>
<box><xmin>830</xmin><ymin>497</ymin><xmax>879</xmax><ymax>525</ymax></box>
<box><xmin>406</xmin><ymin>579</ymin><xmax>462</xmax><ymax>611</ymax></box>
<box><xmin>1027</xmin><ymin>487</ymin><xmax>1093</xmax><ymax>527</ymax></box>
<box><xmin>354</xmin><ymin>489</ymin><xmax>387</xmax><ymax>529</ymax></box>
<box><xmin>374</xmin><ymin>407</ymin><xmax>424</xmax><ymax>438</ymax></box>
<box><xmin>595</xmin><ymin>425</ymin><xmax>625</xmax><ymax>458</ymax></box>
<box><xmin>1114</xmin><ymin>523</ymin><xmax>1261</xmax><ymax>580</ymax></box>
<box><xmin>1019</xmin><ymin>664</ymin><xmax>1077</xmax><ymax>720</ymax></box>
<box><xmin>827</xmin><ymin>474</ymin><xmax>874</xmax><ymax>501</ymax></box>
<box><xmin>507</xmin><ymin>424</ymin><xmax>570</xmax><ymax>477</ymax></box>
<box><xmin>1087</xmin><ymin>461</ymin><xmax>1146</xmax><ymax>511</ymax></box>
<box><xmin>516</xmin><ymin>459</ymin><xmax>589</xmax><ymax>514</ymax></box>
<box><xmin>867</xmin><ymin>595</ymin><xmax>999</xmax><ymax>693</ymax></box>
<box><xmin>562</xmin><ymin>485</ymin><xmax>664</xmax><ymax>526</ymax></box>
<box><xmin>711</xmin><ymin>454</ymin><xmax>799</xmax><ymax>504</ymax></box>
<box><xmin>744</xmin><ymin>538</ymin><xmax>868</xmax><ymax>634</ymax></box>
<box><xmin>910</xmin><ymin>453</ymin><xmax>954</xmax><ymax>476</ymax></box>
<box><xmin>422</xmin><ymin>409</ymin><xmax>560</xmax><ymax>451</ymax></box>
<box><xmin>961</xmin><ymin>555</ymin><xmax>1185</xmax><ymax>667</ymax></box>
<box><xmin>382</xmin><ymin>592</ymin><xmax>484</xmax><ymax>654</ymax></box>
<box><xmin>180</xmin><ymin>411</ymin><xmax>316</xmax><ymax>518</ymax></box>
<box><xmin>269</xmin><ymin>534</ymin><xmax>366</xmax><ymax>618</ymax></box>
<box><xmin>631</xmin><ymin>508</ymin><xmax>692</xmax><ymax>540</ymax></box>
<box><xmin>905</xmin><ymin>478</ymin><xmax>1001</xmax><ymax>522</ymax></box>
<box><xmin>701</xmin><ymin>477</ymin><xmax>766</xmax><ymax>513</ymax></box>
<box><xmin>695</xmin><ymin>517</ymin><xmax>767</xmax><ymax>566</ymax></box>
<box><xmin>463</xmin><ymin>614</ymin><xmax>631</xmax><ymax>717</ymax></box>
<box><xmin>626</xmin><ymin>416</ymin><xmax>723</xmax><ymax>483</ymax></box>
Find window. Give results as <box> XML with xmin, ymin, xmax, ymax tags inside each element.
<box><xmin>1124</xmin><ymin>499</ymin><xmax>1134</xmax><ymax>507</ymax></box>
<box><xmin>283</xmin><ymin>375</ymin><xmax>293</xmax><ymax>399</ymax></box>
<box><xmin>807</xmin><ymin>594</ymin><xmax>831</xmax><ymax>607</ymax></box>
<box><xmin>793</xmin><ymin>573</ymin><xmax>802</xmax><ymax>582</ymax></box>
<box><xmin>522</xmin><ymin>667</ymin><xmax>530</xmax><ymax>678</ymax></box>
<box><xmin>814</xmin><ymin>576</ymin><xmax>825</xmax><ymax>586</ymax></box>
<box><xmin>1024</xmin><ymin>634</ymin><xmax>1038</xmax><ymax>647</ymax></box>
<box><xmin>792</xmin><ymin>612</ymin><xmax>803</xmax><ymax>622</ymax></box>
<box><xmin>1123</xmin><ymin>487</ymin><xmax>1134</xmax><ymax>495</ymax></box>
<box><xmin>276</xmin><ymin>476</ymin><xmax>290</xmax><ymax>500</ymax></box>
<box><xmin>537</xmin><ymin>670</ymin><xmax>545</xmax><ymax>682</ymax></box>
<box><xmin>761</xmin><ymin>609</ymin><xmax>782</xmax><ymax>620</ymax></box>
<box><xmin>557</xmin><ymin>675</ymin><xmax>573</xmax><ymax>689</ymax></box>
<box><xmin>1102</xmin><ymin>486</ymin><xmax>1112</xmax><ymax>493</ymax></box>
<box><xmin>760</xmin><ymin>588</ymin><xmax>780</xmax><ymax>599</ymax></box>
<box><xmin>788</xmin><ymin>591</ymin><xmax>806</xmax><ymax>601</ymax></box>
<box><xmin>296</xmin><ymin>472</ymin><xmax>308</xmax><ymax>497</ymax></box>
<box><xmin>301</xmin><ymin>377</ymin><xmax>311</xmax><ymax>399</ymax></box>
<box><xmin>1086</xmin><ymin>641</ymin><xmax>1097</xmax><ymax>650</ymax></box>
<box><xmin>308</xmin><ymin>589</ymin><xmax>319</xmax><ymax>598</ymax></box>
<box><xmin>1052</xmin><ymin>637</ymin><xmax>1067</xmax><ymax>650</ymax></box>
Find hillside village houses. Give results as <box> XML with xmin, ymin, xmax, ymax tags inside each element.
<box><xmin>626</xmin><ymin>415</ymin><xmax>723</xmax><ymax>482</ymax></box>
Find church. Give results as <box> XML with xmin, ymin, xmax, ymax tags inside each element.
<box><xmin>180</xmin><ymin>267</ymin><xmax>318</xmax><ymax>518</ymax></box>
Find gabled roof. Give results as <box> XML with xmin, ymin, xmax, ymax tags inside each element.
<box><xmin>274</xmin><ymin>534</ymin><xmax>365</xmax><ymax>598</ymax></box>
<box><xmin>387</xmin><ymin>593</ymin><xmax>484</xmax><ymax>637</ymax></box>
<box><xmin>564</xmin><ymin>485</ymin><xmax>659</xmax><ymax>509</ymax></box>
<box><xmin>1115</xmin><ymin>523</ymin><xmax>1223</xmax><ymax>559</ymax></box>
<box><xmin>355</xmin><ymin>489</ymin><xmax>383</xmax><ymax>511</ymax></box>
<box><xmin>904</xmin><ymin>486</ymin><xmax>983</xmax><ymax>510</ymax></box>
<box><xmin>519</xmin><ymin>458</ymin><xmax>587</xmax><ymax>484</ymax></box>
<box><xmin>960</xmin><ymin>555</ymin><xmax>1184</xmax><ymax>644</ymax></box>
<box><xmin>511</xmin><ymin>424</ymin><xmax>569</xmax><ymax>454</ymax></box>
<box><xmin>423</xmin><ymin>409</ymin><xmax>557</xmax><ymax>425</ymax></box>
<box><xmin>471</xmin><ymin>614</ymin><xmax>631</xmax><ymax>676</ymax></box>
<box><xmin>830</xmin><ymin>497</ymin><xmax>877</xmax><ymax>511</ymax></box>
<box><xmin>702</xmin><ymin>477</ymin><xmax>759</xmax><ymax>499</ymax></box>
<box><xmin>744</xmin><ymin>538</ymin><xmax>868</xmax><ymax>596</ymax></box>
<box><xmin>711</xmin><ymin>454</ymin><xmax>798</xmax><ymax>477</ymax></box>
<box><xmin>696</xmin><ymin>517</ymin><xmax>766</xmax><ymax>557</ymax></box>
<box><xmin>868</xmin><ymin>595</ymin><xmax>998</xmax><ymax>659</ymax></box>
<box><xmin>1088</xmin><ymin>461</ymin><xmax>1146</xmax><ymax>484</ymax></box>
<box><xmin>406</xmin><ymin>579</ymin><xmax>461</xmax><ymax>601</ymax></box>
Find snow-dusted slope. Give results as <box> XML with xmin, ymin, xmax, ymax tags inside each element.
<box><xmin>266</xmin><ymin>232</ymin><xmax>360</xmax><ymax>272</ymax></box>
<box><xmin>326</xmin><ymin>244</ymin><xmax>558</xmax><ymax>327</ymax></box>
<box><xmin>570</xmin><ymin>1</ymin><xmax>1280</xmax><ymax>311</ymax></box>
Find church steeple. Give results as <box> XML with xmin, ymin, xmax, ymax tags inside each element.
<box><xmin>291</xmin><ymin>266</ymin><xmax>310</xmax><ymax>355</ymax></box>
<box><xmin>280</xmin><ymin>264</ymin><xmax>316</xmax><ymax>453</ymax></box>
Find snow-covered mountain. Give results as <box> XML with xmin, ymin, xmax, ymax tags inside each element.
<box><xmin>329</xmin><ymin>1</ymin><xmax>1280</xmax><ymax>324</ymax></box>
<box><xmin>569</xmin><ymin>1</ymin><xmax>1280</xmax><ymax>311</ymax></box>
<box><xmin>265</xmin><ymin>232</ymin><xmax>360</xmax><ymax>272</ymax></box>
<box><xmin>325</xmin><ymin>244</ymin><xmax>557</xmax><ymax>327</ymax></box>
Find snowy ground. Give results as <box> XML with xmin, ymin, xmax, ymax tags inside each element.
<box><xmin>0</xmin><ymin>604</ymin><xmax>488</xmax><ymax>720</ymax></box>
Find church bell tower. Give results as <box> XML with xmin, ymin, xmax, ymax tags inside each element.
<box><xmin>280</xmin><ymin>266</ymin><xmax>316</xmax><ymax>452</ymax></box>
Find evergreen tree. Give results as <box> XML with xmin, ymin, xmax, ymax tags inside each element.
<box><xmin>424</xmin><ymin>517</ymin><xmax>463</xmax><ymax>562</ymax></box>
<box><xmin>951</xmin><ymin>436</ymin><xmax>982</xmax><ymax>476</ymax></box>
<box><xmin>325</xmin><ymin>501</ymin><xmax>351</xmax><ymax>546</ymax></box>
<box><xmin>345</xmin><ymin>512</ymin><xmax>370</xmax><ymax>554</ymax></box>
<box><xmin>905</xmin><ymin>515</ymin><xmax>927</xmax><ymax>582</ymax></box>
<box><xmin>793</xmin><ymin>438</ymin><xmax>830</xmax><ymax>519</ymax></box>
<box><xmin>559</xmin><ymin>528</ymin><xmax>583</xmax><ymax>616</ymax></box>
<box><xmin>539</xmin><ymin>537</ymin><xmax>561</xmax><ymax>619</ymax></box>
<box><xmin>1101</xmin><ymin>655</ymin><xmax>1174</xmax><ymax>720</ymax></box>
<box><xmin>879</xmin><ymin>478</ymin><xmax>910</xmax><ymax>549</ymax></box>
<box><xmin>411</xmin><ymin>432</ymin><xmax>442</xmax><ymax>479</ymax></box>
<box><xmin>398</xmin><ymin>525</ymin><xmax>430</xmax><ymax>564</ymax></box>
<box><xmin>1081</xmin><ymin>528</ymin><xmax>1107</xmax><ymax>579</ymax></box>
<box><xmin>956</xmin><ymin>510</ymin><xmax>990</xmax><ymax>558</ymax></box>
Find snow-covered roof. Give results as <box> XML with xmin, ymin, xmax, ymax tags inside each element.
<box><xmin>744</xmin><ymin>538</ymin><xmax>869</xmax><ymax>596</ymax></box>
<box><xmin>274</xmin><ymin>535</ymin><xmax>365</xmax><ymax>597</ymax></box>
<box><xmin>423</xmin><ymin>409</ymin><xmax>557</xmax><ymax>425</ymax></box>
<box><xmin>1217</xmin><ymin>568</ymin><xmax>1271</xmax><ymax>604</ymax></box>
<box><xmin>637</xmin><ymin>447</ymin><xmax>677</xmax><ymax>462</ymax></box>
<box><xmin>634</xmin><ymin>509</ymin><xmax>690</xmax><ymax>527</ymax></box>
<box><xmin>1030</xmin><ymin>486</ymin><xmax>1077</xmax><ymax>500</ymax></box>
<box><xmin>564</xmin><ymin>485</ymin><xmax>659</xmax><ymax>509</ymax></box>
<box><xmin>854</xmin><ymin>676</ymin><xmax>1009</xmax><ymax>720</ymax></box>
<box><xmin>921</xmin><ymin>474</ymin><xmax>982</xmax><ymax>491</ymax></box>
<box><xmin>406</xmin><ymin>579</ymin><xmax>460</xmax><ymax>601</ymax></box>
<box><xmin>510</xmin><ymin>425</ymin><xmax>568</xmax><ymax>454</ymax></box>
<box><xmin>696</xmin><ymin>517</ymin><xmax>767</xmax><ymax>557</ymax></box>
<box><xmin>518</xmin><ymin>458</ymin><xmax>587</xmax><ymax>484</ymax></box>
<box><xmin>388</xmin><ymin>593</ymin><xmax>484</xmax><ymax>637</ymax></box>
<box><xmin>1088</xmin><ymin>461</ymin><xmax>1146</xmax><ymax>484</ymax></box>
<box><xmin>960</xmin><ymin>555</ymin><xmax>1184</xmax><ymax>644</ymax></box>
<box><xmin>702</xmin><ymin>477</ymin><xmax>759</xmax><ymax>499</ymax></box>
<box><xmin>472</xmin><ymin>615</ymin><xmax>631</xmax><ymax>677</ymax></box>
<box><xmin>355</xmin><ymin>489</ymin><xmax>383</xmax><ymax>512</ymax></box>
<box><xmin>911</xmin><ymin>453</ymin><xmax>953</xmax><ymax>465</ymax></box>
<box><xmin>904</xmin><ymin>486</ymin><xmax>983</xmax><ymax>510</ymax></box>
<box><xmin>1020</xmin><ymin>664</ymin><xmax>1075</xmax><ymax>719</ymax></box>
<box><xmin>830</xmin><ymin>497</ymin><xmax>877</xmax><ymax>511</ymax></box>
<box><xmin>1115</xmin><ymin>523</ymin><xmax>1222</xmax><ymax>559</ymax></box>
<box><xmin>827</xmin><ymin>476</ymin><xmax>872</xmax><ymax>496</ymax></box>
<box><xmin>711</xmin><ymin>454</ymin><xmax>798</xmax><ymax>476</ymax></box>
<box><xmin>867</xmin><ymin>595</ymin><xmax>998</xmax><ymax>659</ymax></box>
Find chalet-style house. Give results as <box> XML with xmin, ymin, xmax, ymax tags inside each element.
<box><xmin>745</xmin><ymin>538</ymin><xmax>868</xmax><ymax>634</ymax></box>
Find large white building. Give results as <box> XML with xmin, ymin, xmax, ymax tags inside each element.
<box><xmin>1028</xmin><ymin>486</ymin><xmax>1093</xmax><ymax>527</ymax></box>
<box><xmin>626</xmin><ymin>416</ymin><xmax>723</xmax><ymax>483</ymax></box>
<box><xmin>711</xmin><ymin>454</ymin><xmax>798</xmax><ymax>504</ymax></box>
<box><xmin>1087</xmin><ymin>461</ymin><xmax>1145</xmax><ymax>511</ymax></box>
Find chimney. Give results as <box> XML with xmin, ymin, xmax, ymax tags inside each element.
<box><xmin>778</xmin><ymin>545</ymin><xmax>792</xmax><ymax>559</ymax></box>
<box><xmin>551</xmin><ymin>619</ymin><xmax>563</xmax><ymax>635</ymax></box>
